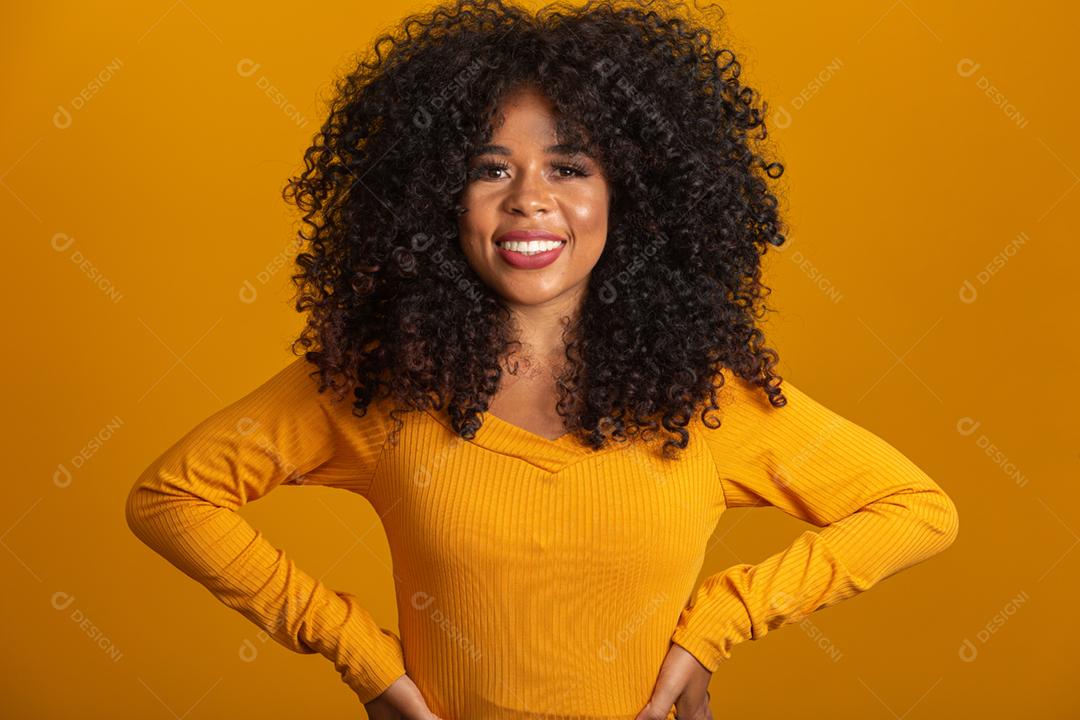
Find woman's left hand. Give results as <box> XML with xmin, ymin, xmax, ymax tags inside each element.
<box><xmin>633</xmin><ymin>643</ymin><xmax>713</xmax><ymax>720</ymax></box>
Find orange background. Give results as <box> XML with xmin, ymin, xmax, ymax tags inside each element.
<box><xmin>5</xmin><ymin>1</ymin><xmax>1075</xmax><ymax>717</ymax></box>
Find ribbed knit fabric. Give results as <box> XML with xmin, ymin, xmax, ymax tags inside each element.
<box><xmin>125</xmin><ymin>357</ymin><xmax>959</xmax><ymax>719</ymax></box>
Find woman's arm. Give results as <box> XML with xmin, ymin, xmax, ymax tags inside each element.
<box><xmin>124</xmin><ymin>357</ymin><xmax>406</xmax><ymax>703</ymax></box>
<box><xmin>671</xmin><ymin>371</ymin><xmax>960</xmax><ymax>671</ymax></box>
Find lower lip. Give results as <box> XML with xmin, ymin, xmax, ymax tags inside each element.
<box><xmin>494</xmin><ymin>240</ymin><xmax>566</xmax><ymax>269</ymax></box>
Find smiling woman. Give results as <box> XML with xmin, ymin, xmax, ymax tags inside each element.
<box><xmin>454</xmin><ymin>85</ymin><xmax>615</xmax><ymax>439</ymax></box>
<box><xmin>124</xmin><ymin>0</ymin><xmax>960</xmax><ymax>719</ymax></box>
<box><xmin>276</xmin><ymin>0</ymin><xmax>793</xmax><ymax>460</ymax></box>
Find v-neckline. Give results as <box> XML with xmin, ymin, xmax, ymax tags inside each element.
<box><xmin>486</xmin><ymin>409</ymin><xmax>571</xmax><ymax>444</ymax></box>
<box><xmin>421</xmin><ymin>404</ymin><xmax>627</xmax><ymax>473</ymax></box>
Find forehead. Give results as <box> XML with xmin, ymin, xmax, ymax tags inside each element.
<box><xmin>490</xmin><ymin>88</ymin><xmax>560</xmax><ymax>142</ymax></box>
<box><xmin>478</xmin><ymin>88</ymin><xmax>592</xmax><ymax>157</ymax></box>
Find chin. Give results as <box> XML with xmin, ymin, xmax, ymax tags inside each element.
<box><xmin>488</xmin><ymin>272</ymin><xmax>573</xmax><ymax>303</ymax></box>
<box><xmin>494</xmin><ymin>286</ymin><xmax>561</xmax><ymax>307</ymax></box>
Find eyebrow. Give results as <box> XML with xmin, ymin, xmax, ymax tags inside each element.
<box><xmin>468</xmin><ymin>143</ymin><xmax>591</xmax><ymax>158</ymax></box>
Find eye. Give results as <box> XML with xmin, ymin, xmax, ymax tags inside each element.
<box><xmin>469</xmin><ymin>160</ymin><xmax>511</xmax><ymax>180</ymax></box>
<box><xmin>466</xmin><ymin>159</ymin><xmax>592</xmax><ymax>181</ymax></box>
<box><xmin>554</xmin><ymin>160</ymin><xmax>590</xmax><ymax>178</ymax></box>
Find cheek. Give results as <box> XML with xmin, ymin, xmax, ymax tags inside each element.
<box><xmin>566</xmin><ymin>187</ymin><xmax>610</xmax><ymax>237</ymax></box>
<box><xmin>457</xmin><ymin>189</ymin><xmax>496</xmax><ymax>233</ymax></box>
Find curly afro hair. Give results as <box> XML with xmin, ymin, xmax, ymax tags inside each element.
<box><xmin>284</xmin><ymin>0</ymin><xmax>790</xmax><ymax>460</ymax></box>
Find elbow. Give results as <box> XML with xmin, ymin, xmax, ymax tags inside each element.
<box><xmin>915</xmin><ymin>482</ymin><xmax>960</xmax><ymax>555</ymax></box>
<box><xmin>888</xmin><ymin>477</ymin><xmax>960</xmax><ymax>559</ymax></box>
<box><xmin>124</xmin><ymin>479</ymin><xmax>148</xmax><ymax>541</ymax></box>
<box><xmin>938</xmin><ymin>490</ymin><xmax>960</xmax><ymax>550</ymax></box>
<box><xmin>124</xmin><ymin>467</ymin><xmax>161</xmax><ymax>544</ymax></box>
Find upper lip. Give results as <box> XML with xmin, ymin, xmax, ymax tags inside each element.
<box><xmin>495</xmin><ymin>229</ymin><xmax>566</xmax><ymax>244</ymax></box>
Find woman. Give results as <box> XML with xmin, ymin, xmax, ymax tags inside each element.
<box><xmin>125</xmin><ymin>1</ymin><xmax>960</xmax><ymax>718</ymax></box>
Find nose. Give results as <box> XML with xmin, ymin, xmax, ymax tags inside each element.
<box><xmin>502</xmin><ymin>165</ymin><xmax>552</xmax><ymax>216</ymax></box>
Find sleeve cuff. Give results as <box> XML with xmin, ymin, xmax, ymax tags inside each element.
<box><xmin>347</xmin><ymin>627</ymin><xmax>408</xmax><ymax>704</ymax></box>
<box><xmin>670</xmin><ymin>625</ymin><xmax>725</xmax><ymax>673</ymax></box>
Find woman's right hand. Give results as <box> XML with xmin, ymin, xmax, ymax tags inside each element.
<box><xmin>364</xmin><ymin>674</ymin><xmax>443</xmax><ymax>720</ymax></box>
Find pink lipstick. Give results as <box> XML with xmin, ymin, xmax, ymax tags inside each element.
<box><xmin>494</xmin><ymin>229</ymin><xmax>567</xmax><ymax>269</ymax></box>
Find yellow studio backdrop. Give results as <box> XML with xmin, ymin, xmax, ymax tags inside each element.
<box><xmin>4</xmin><ymin>0</ymin><xmax>1075</xmax><ymax>717</ymax></box>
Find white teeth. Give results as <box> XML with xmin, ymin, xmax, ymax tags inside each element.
<box><xmin>496</xmin><ymin>239</ymin><xmax>565</xmax><ymax>255</ymax></box>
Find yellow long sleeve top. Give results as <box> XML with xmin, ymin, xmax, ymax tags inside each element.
<box><xmin>125</xmin><ymin>357</ymin><xmax>959</xmax><ymax>719</ymax></box>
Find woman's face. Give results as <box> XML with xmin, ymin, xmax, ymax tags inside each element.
<box><xmin>457</xmin><ymin>86</ymin><xmax>610</xmax><ymax>313</ymax></box>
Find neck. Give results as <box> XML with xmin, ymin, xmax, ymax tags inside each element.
<box><xmin>501</xmin><ymin>283</ymin><xmax>586</xmax><ymax>372</ymax></box>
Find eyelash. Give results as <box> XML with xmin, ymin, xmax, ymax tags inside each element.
<box><xmin>469</xmin><ymin>159</ymin><xmax>591</xmax><ymax>180</ymax></box>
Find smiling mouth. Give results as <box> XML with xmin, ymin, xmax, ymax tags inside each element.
<box><xmin>493</xmin><ymin>238</ymin><xmax>568</xmax><ymax>256</ymax></box>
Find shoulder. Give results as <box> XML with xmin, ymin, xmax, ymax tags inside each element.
<box><xmin>271</xmin><ymin>356</ymin><xmax>394</xmax><ymax>432</ymax></box>
<box><xmin>280</xmin><ymin>357</ymin><xmax>397</xmax><ymax>490</ymax></box>
<box><xmin>693</xmin><ymin>368</ymin><xmax>816</xmax><ymax>448</ymax></box>
<box><xmin>711</xmin><ymin>367</ymin><xmax>792</xmax><ymax>418</ymax></box>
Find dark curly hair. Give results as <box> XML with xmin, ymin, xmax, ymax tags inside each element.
<box><xmin>283</xmin><ymin>0</ymin><xmax>789</xmax><ymax>460</ymax></box>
